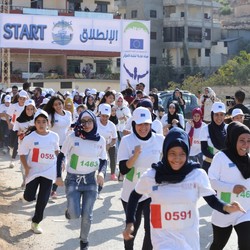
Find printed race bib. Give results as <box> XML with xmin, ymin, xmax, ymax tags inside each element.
<box><xmin>221</xmin><ymin>190</ymin><xmax>250</xmax><ymax>210</ymax></box>
<box><xmin>126</xmin><ymin>167</ymin><xmax>143</xmax><ymax>182</ymax></box>
<box><xmin>32</xmin><ymin>148</ymin><xmax>55</xmax><ymax>164</ymax></box>
<box><xmin>70</xmin><ymin>154</ymin><xmax>98</xmax><ymax>171</ymax></box>
<box><xmin>150</xmin><ymin>204</ymin><xmax>195</xmax><ymax>230</ymax></box>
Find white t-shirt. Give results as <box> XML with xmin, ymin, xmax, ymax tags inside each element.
<box><xmin>18</xmin><ymin>131</ymin><xmax>60</xmax><ymax>184</ymax></box>
<box><xmin>185</xmin><ymin>122</ymin><xmax>206</xmax><ymax>156</ymax></box>
<box><xmin>209</xmin><ymin>151</ymin><xmax>250</xmax><ymax>227</ymax></box>
<box><xmin>136</xmin><ymin>168</ymin><xmax>215</xmax><ymax>250</ymax></box>
<box><xmin>13</xmin><ymin>120</ymin><xmax>34</xmax><ymax>133</ymax></box>
<box><xmin>61</xmin><ymin>133</ymin><xmax>107</xmax><ymax>175</ymax></box>
<box><xmin>117</xmin><ymin>132</ymin><xmax>164</xmax><ymax>202</ymax></box>
<box><xmin>96</xmin><ymin>117</ymin><xmax>117</xmax><ymax>145</ymax></box>
<box><xmin>124</xmin><ymin>116</ymin><xmax>163</xmax><ymax>135</ymax></box>
<box><xmin>199</xmin><ymin>124</ymin><xmax>228</xmax><ymax>156</ymax></box>
<box><xmin>7</xmin><ymin>103</ymin><xmax>25</xmax><ymax>125</ymax></box>
<box><xmin>160</xmin><ymin>113</ymin><xmax>185</xmax><ymax>129</ymax></box>
<box><xmin>115</xmin><ymin>105</ymin><xmax>131</xmax><ymax>132</ymax></box>
<box><xmin>49</xmin><ymin>110</ymin><xmax>72</xmax><ymax>146</ymax></box>
<box><xmin>0</xmin><ymin>103</ymin><xmax>11</xmax><ymax>121</ymax></box>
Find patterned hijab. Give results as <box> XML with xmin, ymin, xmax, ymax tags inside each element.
<box><xmin>74</xmin><ymin>110</ymin><xmax>100</xmax><ymax>141</ymax></box>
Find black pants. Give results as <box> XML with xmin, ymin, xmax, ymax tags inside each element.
<box><xmin>108</xmin><ymin>145</ymin><xmax>117</xmax><ymax>175</ymax></box>
<box><xmin>210</xmin><ymin>222</ymin><xmax>250</xmax><ymax>250</ymax></box>
<box><xmin>9</xmin><ymin>130</ymin><xmax>18</xmax><ymax>159</ymax></box>
<box><xmin>122</xmin><ymin>198</ymin><xmax>152</xmax><ymax>250</ymax></box>
<box><xmin>24</xmin><ymin>177</ymin><xmax>53</xmax><ymax>224</ymax></box>
<box><xmin>202</xmin><ymin>160</ymin><xmax>211</xmax><ymax>174</ymax></box>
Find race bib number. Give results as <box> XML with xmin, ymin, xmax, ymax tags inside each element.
<box><xmin>221</xmin><ymin>190</ymin><xmax>250</xmax><ymax>209</ymax></box>
<box><xmin>151</xmin><ymin>204</ymin><xmax>195</xmax><ymax>230</ymax></box>
<box><xmin>32</xmin><ymin>148</ymin><xmax>55</xmax><ymax>164</ymax></box>
<box><xmin>126</xmin><ymin>167</ymin><xmax>143</xmax><ymax>182</ymax></box>
<box><xmin>70</xmin><ymin>154</ymin><xmax>98</xmax><ymax>171</ymax></box>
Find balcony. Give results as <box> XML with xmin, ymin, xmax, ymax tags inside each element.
<box><xmin>8</xmin><ymin>5</ymin><xmax>118</xmax><ymax>19</ymax></box>
<box><xmin>163</xmin><ymin>0</ymin><xmax>221</xmax><ymax>8</ymax></box>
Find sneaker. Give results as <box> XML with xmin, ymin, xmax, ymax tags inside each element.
<box><xmin>31</xmin><ymin>222</ymin><xmax>43</xmax><ymax>234</ymax></box>
<box><xmin>80</xmin><ymin>240</ymin><xmax>89</xmax><ymax>250</ymax></box>
<box><xmin>110</xmin><ymin>174</ymin><xmax>118</xmax><ymax>181</ymax></box>
<box><xmin>9</xmin><ymin>162</ymin><xmax>15</xmax><ymax>168</ymax></box>
<box><xmin>97</xmin><ymin>193</ymin><xmax>104</xmax><ymax>200</ymax></box>
<box><xmin>51</xmin><ymin>191</ymin><xmax>57</xmax><ymax>199</ymax></box>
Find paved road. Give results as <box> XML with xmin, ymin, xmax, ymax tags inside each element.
<box><xmin>0</xmin><ymin>154</ymin><xmax>237</xmax><ymax>250</ymax></box>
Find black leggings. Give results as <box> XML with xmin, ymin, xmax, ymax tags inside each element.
<box><xmin>210</xmin><ymin>222</ymin><xmax>250</xmax><ymax>250</ymax></box>
<box><xmin>122</xmin><ymin>198</ymin><xmax>152</xmax><ymax>250</ymax></box>
<box><xmin>24</xmin><ymin>177</ymin><xmax>53</xmax><ymax>224</ymax></box>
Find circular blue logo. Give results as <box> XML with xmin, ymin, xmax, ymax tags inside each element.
<box><xmin>52</xmin><ymin>20</ymin><xmax>73</xmax><ymax>45</ymax></box>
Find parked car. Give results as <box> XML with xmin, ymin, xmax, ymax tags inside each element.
<box><xmin>159</xmin><ymin>90</ymin><xmax>199</xmax><ymax>119</ymax></box>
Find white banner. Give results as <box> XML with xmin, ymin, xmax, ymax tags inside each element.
<box><xmin>0</xmin><ymin>14</ymin><xmax>122</xmax><ymax>52</ymax></box>
<box><xmin>120</xmin><ymin>20</ymin><xmax>150</xmax><ymax>93</ymax></box>
<box><xmin>0</xmin><ymin>14</ymin><xmax>150</xmax><ymax>91</ymax></box>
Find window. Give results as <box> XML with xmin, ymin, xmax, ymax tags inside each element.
<box><xmin>181</xmin><ymin>12</ymin><xmax>185</xmax><ymax>18</ymax></box>
<box><xmin>116</xmin><ymin>58</ymin><xmax>120</xmax><ymax>68</ymax></box>
<box><xmin>205</xmin><ymin>49</ymin><xmax>210</xmax><ymax>57</ymax></box>
<box><xmin>150</xmin><ymin>57</ymin><xmax>157</xmax><ymax>65</ymax></box>
<box><xmin>96</xmin><ymin>2</ymin><xmax>108</xmax><ymax>13</ymax></box>
<box><xmin>31</xmin><ymin>0</ymin><xmax>43</xmax><ymax>8</ymax></box>
<box><xmin>61</xmin><ymin>82</ymin><xmax>72</xmax><ymax>89</ymax></box>
<box><xmin>163</xmin><ymin>27</ymin><xmax>184</xmax><ymax>42</ymax></box>
<box><xmin>181</xmin><ymin>58</ymin><xmax>184</xmax><ymax>66</ymax></box>
<box><xmin>94</xmin><ymin>60</ymin><xmax>110</xmax><ymax>74</ymax></box>
<box><xmin>67</xmin><ymin>60</ymin><xmax>82</xmax><ymax>75</ymax></box>
<box><xmin>150</xmin><ymin>32</ymin><xmax>157</xmax><ymax>40</ymax></box>
<box><xmin>33</xmin><ymin>82</ymin><xmax>44</xmax><ymax>88</ymax></box>
<box><xmin>131</xmin><ymin>10</ymin><xmax>137</xmax><ymax>18</ymax></box>
<box><xmin>188</xmin><ymin>27</ymin><xmax>202</xmax><ymax>42</ymax></box>
<box><xmin>150</xmin><ymin>10</ymin><xmax>157</xmax><ymax>18</ymax></box>
<box><xmin>198</xmin><ymin>49</ymin><xmax>201</xmax><ymax>57</ymax></box>
<box><xmin>30</xmin><ymin>62</ymin><xmax>42</xmax><ymax>73</ymax></box>
<box><xmin>224</xmin><ymin>41</ymin><xmax>228</xmax><ymax>47</ymax></box>
<box><xmin>204</xmin><ymin>29</ymin><xmax>211</xmax><ymax>40</ymax></box>
<box><xmin>163</xmin><ymin>6</ymin><xmax>176</xmax><ymax>18</ymax></box>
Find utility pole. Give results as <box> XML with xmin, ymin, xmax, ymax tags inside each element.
<box><xmin>0</xmin><ymin>0</ymin><xmax>10</xmax><ymax>88</ymax></box>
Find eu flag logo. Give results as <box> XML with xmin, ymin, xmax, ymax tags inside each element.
<box><xmin>130</xmin><ymin>39</ymin><xmax>144</xmax><ymax>50</ymax></box>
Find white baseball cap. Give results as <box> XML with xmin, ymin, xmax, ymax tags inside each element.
<box><xmin>24</xmin><ymin>99</ymin><xmax>36</xmax><ymax>107</ymax></box>
<box><xmin>4</xmin><ymin>95</ymin><xmax>11</xmax><ymax>103</ymax></box>
<box><xmin>211</xmin><ymin>102</ymin><xmax>226</xmax><ymax>113</ymax></box>
<box><xmin>34</xmin><ymin>109</ymin><xmax>48</xmax><ymax>120</ymax></box>
<box><xmin>133</xmin><ymin>107</ymin><xmax>152</xmax><ymax>124</ymax></box>
<box><xmin>41</xmin><ymin>98</ymin><xmax>49</xmax><ymax>105</ymax></box>
<box><xmin>90</xmin><ymin>88</ymin><xmax>97</xmax><ymax>95</ymax></box>
<box><xmin>18</xmin><ymin>90</ymin><xmax>28</xmax><ymax>98</ymax></box>
<box><xmin>99</xmin><ymin>103</ymin><xmax>111</xmax><ymax>116</ymax></box>
<box><xmin>232</xmin><ymin>108</ymin><xmax>244</xmax><ymax>117</ymax></box>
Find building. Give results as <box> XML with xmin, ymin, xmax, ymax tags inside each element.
<box><xmin>0</xmin><ymin>0</ymin><xmax>122</xmax><ymax>91</ymax></box>
<box><xmin>116</xmin><ymin>0</ymin><xmax>224</xmax><ymax>76</ymax></box>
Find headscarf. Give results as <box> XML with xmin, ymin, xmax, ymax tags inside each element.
<box><xmin>74</xmin><ymin>110</ymin><xmax>100</xmax><ymax>141</ymax></box>
<box><xmin>222</xmin><ymin>122</ymin><xmax>250</xmax><ymax>179</ymax></box>
<box><xmin>167</xmin><ymin>101</ymin><xmax>183</xmax><ymax>129</ymax></box>
<box><xmin>208</xmin><ymin>111</ymin><xmax>227</xmax><ymax>150</ymax></box>
<box><xmin>16</xmin><ymin>105</ymin><xmax>35</xmax><ymax>123</ymax></box>
<box><xmin>86</xmin><ymin>95</ymin><xmax>96</xmax><ymax>111</ymax></box>
<box><xmin>188</xmin><ymin>108</ymin><xmax>203</xmax><ymax>141</ymax></box>
<box><xmin>131</xmin><ymin>121</ymin><xmax>152</xmax><ymax>141</ymax></box>
<box><xmin>152</xmin><ymin>127</ymin><xmax>199</xmax><ymax>184</ymax></box>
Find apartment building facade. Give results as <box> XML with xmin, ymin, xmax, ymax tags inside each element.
<box><xmin>116</xmin><ymin>0</ymin><xmax>226</xmax><ymax>76</ymax></box>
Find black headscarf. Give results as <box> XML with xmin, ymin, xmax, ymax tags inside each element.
<box><xmin>167</xmin><ymin>101</ymin><xmax>183</xmax><ymax>130</ymax></box>
<box><xmin>131</xmin><ymin>121</ymin><xmax>152</xmax><ymax>141</ymax></box>
<box><xmin>208</xmin><ymin>111</ymin><xmax>227</xmax><ymax>150</ymax></box>
<box><xmin>16</xmin><ymin>106</ymin><xmax>35</xmax><ymax>123</ymax></box>
<box><xmin>74</xmin><ymin>110</ymin><xmax>100</xmax><ymax>141</ymax></box>
<box><xmin>152</xmin><ymin>127</ymin><xmax>199</xmax><ymax>184</ymax></box>
<box><xmin>222</xmin><ymin>122</ymin><xmax>250</xmax><ymax>179</ymax></box>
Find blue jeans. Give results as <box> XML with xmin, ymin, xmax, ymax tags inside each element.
<box><xmin>65</xmin><ymin>172</ymin><xmax>98</xmax><ymax>243</ymax></box>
